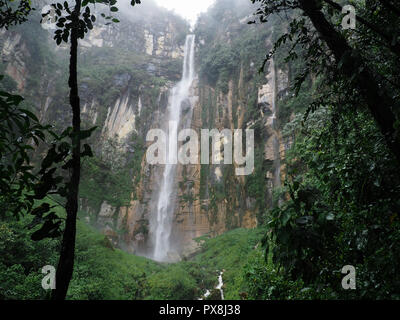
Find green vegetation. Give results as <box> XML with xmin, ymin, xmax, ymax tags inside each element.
<box><xmin>1</xmin><ymin>197</ymin><xmax>264</xmax><ymax>300</ymax></box>
<box><xmin>245</xmin><ymin>146</ymin><xmax>270</xmax><ymax>223</ymax></box>
<box><xmin>80</xmin><ymin>134</ymin><xmax>145</xmax><ymax>210</ymax></box>
<box><xmin>261</xmin><ymin>107</ymin><xmax>400</xmax><ymax>299</ymax></box>
<box><xmin>1</xmin><ymin>207</ymin><xmax>158</xmax><ymax>300</ymax></box>
<box><xmin>199</xmin><ymin>43</ymin><xmax>240</xmax><ymax>93</ymax></box>
<box><xmin>193</xmin><ymin>228</ymin><xmax>264</xmax><ymax>299</ymax></box>
<box><xmin>243</xmin><ymin>0</ymin><xmax>400</xmax><ymax>300</ymax></box>
<box><xmin>145</xmin><ymin>264</ymin><xmax>198</xmax><ymax>300</ymax></box>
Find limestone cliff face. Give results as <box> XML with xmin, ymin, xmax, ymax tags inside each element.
<box><xmin>164</xmin><ymin>1</ymin><xmax>291</xmax><ymax>255</ymax></box>
<box><xmin>0</xmin><ymin>31</ymin><xmax>28</xmax><ymax>91</ymax></box>
<box><xmin>0</xmin><ymin>2</ymin><xmax>188</xmax><ymax>133</ymax></box>
<box><xmin>115</xmin><ymin>3</ymin><xmax>291</xmax><ymax>257</ymax></box>
<box><xmin>170</xmin><ymin>59</ymin><xmax>289</xmax><ymax>254</ymax></box>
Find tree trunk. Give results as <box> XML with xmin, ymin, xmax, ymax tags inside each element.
<box><xmin>52</xmin><ymin>0</ymin><xmax>82</xmax><ymax>300</ymax></box>
<box><xmin>299</xmin><ymin>0</ymin><xmax>400</xmax><ymax>164</ymax></box>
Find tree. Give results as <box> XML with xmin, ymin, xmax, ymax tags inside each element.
<box><xmin>40</xmin><ymin>0</ymin><xmax>141</xmax><ymax>300</ymax></box>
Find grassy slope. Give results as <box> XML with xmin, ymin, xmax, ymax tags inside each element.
<box><xmin>68</xmin><ymin>221</ymin><xmax>163</xmax><ymax>299</ymax></box>
<box><xmin>68</xmin><ymin>223</ymin><xmax>264</xmax><ymax>300</ymax></box>
<box><xmin>192</xmin><ymin>228</ymin><xmax>264</xmax><ymax>299</ymax></box>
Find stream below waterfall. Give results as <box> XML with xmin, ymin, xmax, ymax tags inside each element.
<box><xmin>199</xmin><ymin>270</ymin><xmax>225</xmax><ymax>300</ymax></box>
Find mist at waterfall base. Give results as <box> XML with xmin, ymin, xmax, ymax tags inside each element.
<box><xmin>148</xmin><ymin>35</ymin><xmax>196</xmax><ymax>262</ymax></box>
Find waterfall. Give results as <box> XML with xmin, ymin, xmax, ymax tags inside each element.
<box><xmin>152</xmin><ymin>35</ymin><xmax>196</xmax><ymax>262</ymax></box>
<box><xmin>271</xmin><ymin>58</ymin><xmax>281</xmax><ymax>191</ymax></box>
<box><xmin>216</xmin><ymin>271</ymin><xmax>225</xmax><ymax>300</ymax></box>
<box><xmin>138</xmin><ymin>96</ymin><xmax>142</xmax><ymax>116</ymax></box>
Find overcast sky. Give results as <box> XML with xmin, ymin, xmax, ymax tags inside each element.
<box><xmin>154</xmin><ymin>0</ymin><xmax>216</xmax><ymax>25</ymax></box>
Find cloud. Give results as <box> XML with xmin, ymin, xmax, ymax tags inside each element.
<box><xmin>154</xmin><ymin>0</ymin><xmax>215</xmax><ymax>25</ymax></box>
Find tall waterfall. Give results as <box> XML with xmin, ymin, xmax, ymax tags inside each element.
<box><xmin>271</xmin><ymin>58</ymin><xmax>281</xmax><ymax>190</ymax></box>
<box><xmin>152</xmin><ymin>35</ymin><xmax>196</xmax><ymax>262</ymax></box>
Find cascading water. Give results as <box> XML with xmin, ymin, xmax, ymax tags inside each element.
<box><xmin>270</xmin><ymin>58</ymin><xmax>281</xmax><ymax>191</ymax></box>
<box><xmin>152</xmin><ymin>35</ymin><xmax>196</xmax><ymax>262</ymax></box>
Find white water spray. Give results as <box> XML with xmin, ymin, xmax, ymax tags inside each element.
<box><xmin>152</xmin><ymin>35</ymin><xmax>196</xmax><ymax>261</ymax></box>
<box><xmin>216</xmin><ymin>270</ymin><xmax>225</xmax><ymax>300</ymax></box>
<box><xmin>270</xmin><ymin>58</ymin><xmax>281</xmax><ymax>190</ymax></box>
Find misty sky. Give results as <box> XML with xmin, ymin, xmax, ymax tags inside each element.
<box><xmin>154</xmin><ymin>0</ymin><xmax>215</xmax><ymax>25</ymax></box>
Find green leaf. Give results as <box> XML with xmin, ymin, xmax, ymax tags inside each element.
<box><xmin>31</xmin><ymin>217</ymin><xmax>62</xmax><ymax>241</ymax></box>
<box><xmin>281</xmin><ymin>211</ymin><xmax>291</xmax><ymax>226</ymax></box>
<box><xmin>30</xmin><ymin>203</ymin><xmax>51</xmax><ymax>218</ymax></box>
<box><xmin>79</xmin><ymin>126</ymin><xmax>98</xmax><ymax>140</ymax></box>
<box><xmin>81</xmin><ymin>143</ymin><xmax>93</xmax><ymax>157</ymax></box>
<box><xmin>131</xmin><ymin>0</ymin><xmax>141</xmax><ymax>6</ymax></box>
<box><xmin>19</xmin><ymin>108</ymin><xmax>38</xmax><ymax>122</ymax></box>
